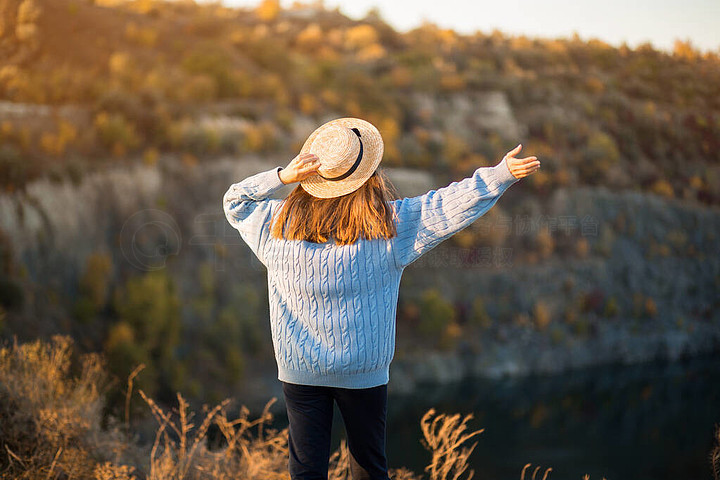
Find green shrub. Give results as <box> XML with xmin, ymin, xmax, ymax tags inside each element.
<box><xmin>418</xmin><ymin>288</ymin><xmax>456</xmax><ymax>341</ymax></box>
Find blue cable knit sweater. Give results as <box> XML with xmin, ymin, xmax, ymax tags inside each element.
<box><xmin>222</xmin><ymin>156</ymin><xmax>520</xmax><ymax>388</ymax></box>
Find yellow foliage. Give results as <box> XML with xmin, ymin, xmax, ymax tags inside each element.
<box><xmin>345</xmin><ymin>24</ymin><xmax>378</xmax><ymax>50</ymax></box>
<box><xmin>40</xmin><ymin>132</ymin><xmax>62</xmax><ymax>156</ymax></box>
<box><xmin>535</xmin><ymin>229</ymin><xmax>554</xmax><ymax>259</ymax></box>
<box><xmin>645</xmin><ymin>297</ymin><xmax>658</xmax><ymax>318</ymax></box>
<box><xmin>94</xmin><ymin>111</ymin><xmax>140</xmax><ymax>156</ymax></box>
<box><xmin>345</xmin><ymin>99</ymin><xmax>363</xmax><ymax>117</ymax></box>
<box><xmin>320</xmin><ymin>88</ymin><xmax>340</xmax><ymax>108</ymax></box>
<box><xmin>377</xmin><ymin>116</ymin><xmax>400</xmax><ymax>143</ymax></box>
<box><xmin>533</xmin><ymin>300</ymin><xmax>552</xmax><ymax>331</ymax></box>
<box><xmin>317</xmin><ymin>45</ymin><xmax>340</xmax><ymax>61</ymax></box>
<box><xmin>327</xmin><ymin>28</ymin><xmax>344</xmax><ymax>48</ymax></box>
<box><xmin>642</xmin><ymin>101</ymin><xmax>657</xmax><ymax>117</ymax></box>
<box><xmin>587</xmin><ymin>130</ymin><xmax>620</xmax><ymax>164</ymax></box>
<box><xmin>19</xmin><ymin>126</ymin><xmax>33</xmax><ymax>150</ymax></box>
<box><xmin>510</xmin><ymin>35</ymin><xmax>533</xmax><ymax>50</ymax></box>
<box><xmin>15</xmin><ymin>23</ymin><xmax>38</xmax><ymax>42</ymax></box>
<box><xmin>296</xmin><ymin>23</ymin><xmax>323</xmax><ymax>49</ymax></box>
<box><xmin>124</xmin><ymin>22</ymin><xmax>158</xmax><ymax>47</ymax></box>
<box><xmin>545</xmin><ymin>38</ymin><xmax>569</xmax><ymax>56</ymax></box>
<box><xmin>651</xmin><ymin>179</ymin><xmax>674</xmax><ymax>198</ymax></box>
<box><xmin>575</xmin><ymin>237</ymin><xmax>589</xmax><ymax>258</ymax></box>
<box><xmin>17</xmin><ymin>0</ymin><xmax>42</xmax><ymax>24</ymax></box>
<box><xmin>689</xmin><ymin>175</ymin><xmax>703</xmax><ymax>189</ymax></box>
<box><xmin>443</xmin><ymin>132</ymin><xmax>469</xmax><ymax>166</ymax></box>
<box><xmin>440</xmin><ymin>321</ymin><xmax>462</xmax><ymax>350</ymax></box>
<box><xmin>299</xmin><ymin>93</ymin><xmax>317</xmax><ymax>115</ymax></box>
<box><xmin>106</xmin><ymin>322</ymin><xmax>135</xmax><ymax>353</ymax></box>
<box><xmin>673</xmin><ymin>39</ymin><xmax>699</xmax><ymax>61</ymax></box>
<box><xmin>229</xmin><ymin>28</ymin><xmax>247</xmax><ymax>45</ymax></box>
<box><xmin>0</xmin><ymin>65</ymin><xmax>20</xmax><ymax>86</ymax></box>
<box><xmin>39</xmin><ymin>120</ymin><xmax>77</xmax><ymax>156</ymax></box>
<box><xmin>255</xmin><ymin>0</ymin><xmax>280</xmax><ymax>21</ymax></box>
<box><xmin>127</xmin><ymin>0</ymin><xmax>155</xmax><ymax>15</ymax></box>
<box><xmin>453</xmin><ymin>230</ymin><xmax>475</xmax><ymax>249</ymax></box>
<box><xmin>0</xmin><ymin>121</ymin><xmax>13</xmax><ymax>138</ymax></box>
<box><xmin>179</xmin><ymin>74</ymin><xmax>217</xmax><ymax>102</ymax></box>
<box><xmin>437</xmin><ymin>28</ymin><xmax>460</xmax><ymax>51</ymax></box>
<box><xmin>109</xmin><ymin>52</ymin><xmax>131</xmax><ymax>76</ymax></box>
<box><xmin>440</xmin><ymin>72</ymin><xmax>466</xmax><ymax>92</ymax></box>
<box><xmin>242</xmin><ymin>124</ymin><xmax>266</xmax><ymax>152</ymax></box>
<box><xmin>357</xmin><ymin>43</ymin><xmax>386</xmax><ymax>62</ymax></box>
<box><xmin>585</xmin><ymin>76</ymin><xmax>604</xmax><ymax>94</ymax></box>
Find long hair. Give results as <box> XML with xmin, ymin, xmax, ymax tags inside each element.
<box><xmin>269</xmin><ymin>168</ymin><xmax>399</xmax><ymax>245</ymax></box>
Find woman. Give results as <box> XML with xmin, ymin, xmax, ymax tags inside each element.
<box><xmin>222</xmin><ymin>117</ymin><xmax>540</xmax><ymax>480</ymax></box>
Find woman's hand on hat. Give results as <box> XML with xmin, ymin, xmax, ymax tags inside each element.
<box><xmin>279</xmin><ymin>153</ymin><xmax>321</xmax><ymax>184</ymax></box>
<box><xmin>503</xmin><ymin>144</ymin><xmax>540</xmax><ymax>179</ymax></box>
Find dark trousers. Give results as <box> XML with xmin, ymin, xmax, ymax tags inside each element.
<box><xmin>281</xmin><ymin>381</ymin><xmax>391</xmax><ymax>480</ymax></box>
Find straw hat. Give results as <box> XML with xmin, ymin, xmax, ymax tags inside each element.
<box><xmin>298</xmin><ymin>117</ymin><xmax>384</xmax><ymax>198</ymax></box>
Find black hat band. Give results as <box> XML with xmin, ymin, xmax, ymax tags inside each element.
<box><xmin>317</xmin><ymin>128</ymin><xmax>363</xmax><ymax>182</ymax></box>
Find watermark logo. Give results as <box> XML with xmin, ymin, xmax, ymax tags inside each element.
<box><xmin>119</xmin><ymin>209</ymin><xmax>182</xmax><ymax>271</ymax></box>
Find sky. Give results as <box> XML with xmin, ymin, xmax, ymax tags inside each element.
<box><xmin>204</xmin><ymin>0</ymin><xmax>720</xmax><ymax>54</ymax></box>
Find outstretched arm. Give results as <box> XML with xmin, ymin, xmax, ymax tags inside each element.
<box><xmin>390</xmin><ymin>144</ymin><xmax>540</xmax><ymax>269</ymax></box>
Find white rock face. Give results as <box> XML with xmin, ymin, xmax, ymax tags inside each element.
<box><xmin>412</xmin><ymin>90</ymin><xmax>525</xmax><ymax>140</ymax></box>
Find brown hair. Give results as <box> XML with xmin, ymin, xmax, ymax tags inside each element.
<box><xmin>269</xmin><ymin>169</ymin><xmax>399</xmax><ymax>245</ymax></box>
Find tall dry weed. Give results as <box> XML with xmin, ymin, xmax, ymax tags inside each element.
<box><xmin>520</xmin><ymin>463</ymin><xmax>552</xmax><ymax>480</ymax></box>
<box><xmin>420</xmin><ymin>408</ymin><xmax>483</xmax><ymax>480</ymax></box>
<box><xmin>136</xmin><ymin>390</ymin><xmax>291</xmax><ymax>480</ymax></box>
<box><xmin>0</xmin><ymin>334</ymin><xmax>140</xmax><ymax>480</ymax></box>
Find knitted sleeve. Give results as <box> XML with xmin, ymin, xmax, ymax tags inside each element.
<box><xmin>222</xmin><ymin>166</ymin><xmax>286</xmax><ymax>264</ymax></box>
<box><xmin>389</xmin><ymin>156</ymin><xmax>520</xmax><ymax>269</ymax></box>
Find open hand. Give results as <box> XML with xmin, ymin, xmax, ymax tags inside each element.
<box><xmin>504</xmin><ymin>144</ymin><xmax>540</xmax><ymax>179</ymax></box>
<box><xmin>279</xmin><ymin>153</ymin><xmax>321</xmax><ymax>184</ymax></box>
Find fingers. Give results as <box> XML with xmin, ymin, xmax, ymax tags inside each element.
<box><xmin>518</xmin><ymin>161</ymin><xmax>541</xmax><ymax>176</ymax></box>
<box><xmin>506</xmin><ymin>144</ymin><xmax>522</xmax><ymax>158</ymax></box>
<box><xmin>304</xmin><ymin>154</ymin><xmax>320</xmax><ymax>167</ymax></box>
<box><xmin>519</xmin><ymin>156</ymin><xmax>539</xmax><ymax>165</ymax></box>
<box><xmin>298</xmin><ymin>154</ymin><xmax>320</xmax><ymax>174</ymax></box>
<box><xmin>296</xmin><ymin>153</ymin><xmax>319</xmax><ymax>165</ymax></box>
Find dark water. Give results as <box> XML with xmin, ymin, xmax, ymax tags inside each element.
<box><xmin>271</xmin><ymin>355</ymin><xmax>720</xmax><ymax>480</ymax></box>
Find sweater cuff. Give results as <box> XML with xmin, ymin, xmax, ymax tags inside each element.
<box><xmin>257</xmin><ymin>166</ymin><xmax>287</xmax><ymax>194</ymax></box>
<box><xmin>493</xmin><ymin>156</ymin><xmax>520</xmax><ymax>187</ymax></box>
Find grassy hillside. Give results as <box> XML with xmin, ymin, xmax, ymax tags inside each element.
<box><xmin>0</xmin><ymin>0</ymin><xmax>718</xmax><ymax>204</ymax></box>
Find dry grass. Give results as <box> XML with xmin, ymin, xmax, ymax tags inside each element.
<box><xmin>420</xmin><ymin>409</ymin><xmax>483</xmax><ymax>480</ymax></box>
<box><xmin>0</xmin><ymin>334</ymin><xmax>631</xmax><ymax>480</ymax></box>
<box><xmin>521</xmin><ymin>464</ymin><xmax>552</xmax><ymax>480</ymax></box>
<box><xmin>136</xmin><ymin>391</ymin><xmax>289</xmax><ymax>480</ymax></box>
<box><xmin>0</xmin><ymin>334</ymin><xmax>144</xmax><ymax>480</ymax></box>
